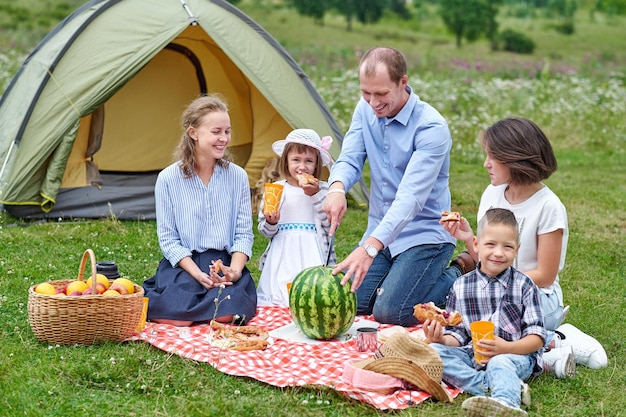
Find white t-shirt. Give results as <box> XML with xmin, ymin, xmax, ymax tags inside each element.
<box><xmin>477</xmin><ymin>183</ymin><xmax>568</xmax><ymax>299</ymax></box>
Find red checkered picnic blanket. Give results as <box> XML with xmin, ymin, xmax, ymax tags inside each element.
<box><xmin>130</xmin><ymin>306</ymin><xmax>461</xmax><ymax>410</ymax></box>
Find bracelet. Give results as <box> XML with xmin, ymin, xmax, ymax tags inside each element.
<box><xmin>327</xmin><ymin>189</ymin><xmax>346</xmax><ymax>195</ymax></box>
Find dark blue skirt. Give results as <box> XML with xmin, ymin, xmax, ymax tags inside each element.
<box><xmin>143</xmin><ymin>249</ymin><xmax>257</xmax><ymax>324</ymax></box>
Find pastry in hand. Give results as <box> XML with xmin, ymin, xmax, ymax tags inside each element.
<box><xmin>441</xmin><ymin>211</ymin><xmax>461</xmax><ymax>222</ymax></box>
<box><xmin>413</xmin><ymin>302</ymin><xmax>462</xmax><ymax>326</ymax></box>
<box><xmin>296</xmin><ymin>172</ymin><xmax>318</xmax><ymax>186</ymax></box>
<box><xmin>210</xmin><ymin>259</ymin><xmax>223</xmax><ymax>274</ymax></box>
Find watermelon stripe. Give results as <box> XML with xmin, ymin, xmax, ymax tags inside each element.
<box><xmin>289</xmin><ymin>266</ymin><xmax>356</xmax><ymax>340</ymax></box>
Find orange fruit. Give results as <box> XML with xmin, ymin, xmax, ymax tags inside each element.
<box><xmin>86</xmin><ymin>273</ymin><xmax>110</xmax><ymax>290</ymax></box>
<box><xmin>102</xmin><ymin>289</ymin><xmax>121</xmax><ymax>296</ymax></box>
<box><xmin>35</xmin><ymin>282</ymin><xmax>57</xmax><ymax>295</ymax></box>
<box><xmin>111</xmin><ymin>278</ymin><xmax>135</xmax><ymax>294</ymax></box>
<box><xmin>65</xmin><ymin>280</ymin><xmax>88</xmax><ymax>295</ymax></box>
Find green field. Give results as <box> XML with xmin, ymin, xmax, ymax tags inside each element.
<box><xmin>1</xmin><ymin>1</ymin><xmax>625</xmax><ymax>416</ymax></box>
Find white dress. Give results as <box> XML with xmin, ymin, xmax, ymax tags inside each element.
<box><xmin>257</xmin><ymin>183</ymin><xmax>325</xmax><ymax>307</ymax></box>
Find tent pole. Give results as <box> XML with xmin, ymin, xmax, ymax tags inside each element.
<box><xmin>179</xmin><ymin>0</ymin><xmax>198</xmax><ymax>26</ymax></box>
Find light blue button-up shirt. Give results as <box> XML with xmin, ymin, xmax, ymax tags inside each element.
<box><xmin>329</xmin><ymin>86</ymin><xmax>455</xmax><ymax>257</ymax></box>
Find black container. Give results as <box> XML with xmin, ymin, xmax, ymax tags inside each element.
<box><xmin>96</xmin><ymin>261</ymin><xmax>120</xmax><ymax>279</ymax></box>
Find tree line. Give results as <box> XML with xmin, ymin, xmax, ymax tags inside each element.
<box><xmin>273</xmin><ymin>0</ymin><xmax>625</xmax><ymax>50</ymax></box>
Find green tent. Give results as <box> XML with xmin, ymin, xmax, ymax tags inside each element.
<box><xmin>0</xmin><ymin>0</ymin><xmax>368</xmax><ymax>220</ymax></box>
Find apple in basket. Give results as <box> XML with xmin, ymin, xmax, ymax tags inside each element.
<box><xmin>109</xmin><ymin>284</ymin><xmax>127</xmax><ymax>295</ymax></box>
<box><xmin>83</xmin><ymin>282</ymin><xmax>107</xmax><ymax>295</ymax></box>
<box><xmin>98</xmin><ymin>282</ymin><xmax>108</xmax><ymax>294</ymax></box>
<box><xmin>95</xmin><ymin>282</ymin><xmax>108</xmax><ymax>294</ymax></box>
<box><xmin>109</xmin><ymin>278</ymin><xmax>136</xmax><ymax>295</ymax></box>
<box><xmin>85</xmin><ymin>273</ymin><xmax>111</xmax><ymax>290</ymax></box>
<box><xmin>65</xmin><ymin>280</ymin><xmax>88</xmax><ymax>296</ymax></box>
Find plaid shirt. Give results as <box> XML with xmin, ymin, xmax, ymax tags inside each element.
<box><xmin>444</xmin><ymin>264</ymin><xmax>546</xmax><ymax>374</ymax></box>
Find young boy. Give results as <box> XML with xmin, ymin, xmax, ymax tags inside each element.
<box><xmin>423</xmin><ymin>208</ymin><xmax>546</xmax><ymax>417</ymax></box>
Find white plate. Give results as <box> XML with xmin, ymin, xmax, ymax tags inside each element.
<box><xmin>269</xmin><ymin>317</ymin><xmax>380</xmax><ymax>345</ymax></box>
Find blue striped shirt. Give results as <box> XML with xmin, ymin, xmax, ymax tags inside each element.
<box><xmin>155</xmin><ymin>161</ymin><xmax>253</xmax><ymax>267</ymax></box>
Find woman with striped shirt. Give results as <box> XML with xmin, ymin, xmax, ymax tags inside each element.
<box><xmin>143</xmin><ymin>95</ymin><xmax>257</xmax><ymax>327</ymax></box>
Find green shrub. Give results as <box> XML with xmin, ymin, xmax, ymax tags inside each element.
<box><xmin>494</xmin><ymin>28</ymin><xmax>536</xmax><ymax>54</ymax></box>
<box><xmin>554</xmin><ymin>19</ymin><xmax>576</xmax><ymax>34</ymax></box>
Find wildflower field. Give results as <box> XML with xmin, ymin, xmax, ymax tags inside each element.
<box><xmin>0</xmin><ymin>1</ymin><xmax>625</xmax><ymax>416</ymax></box>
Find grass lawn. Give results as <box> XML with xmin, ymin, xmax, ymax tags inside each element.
<box><xmin>1</xmin><ymin>1</ymin><xmax>625</xmax><ymax>416</ymax></box>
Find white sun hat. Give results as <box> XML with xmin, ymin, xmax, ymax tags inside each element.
<box><xmin>271</xmin><ymin>128</ymin><xmax>333</xmax><ymax>166</ymax></box>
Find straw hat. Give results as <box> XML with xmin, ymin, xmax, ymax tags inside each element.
<box><xmin>358</xmin><ymin>333</ymin><xmax>452</xmax><ymax>402</ymax></box>
<box><xmin>271</xmin><ymin>128</ymin><xmax>333</xmax><ymax>166</ymax></box>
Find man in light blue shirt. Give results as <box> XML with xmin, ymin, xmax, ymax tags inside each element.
<box><xmin>324</xmin><ymin>47</ymin><xmax>461</xmax><ymax>326</ymax></box>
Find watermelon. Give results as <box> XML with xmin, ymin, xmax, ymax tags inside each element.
<box><xmin>288</xmin><ymin>265</ymin><xmax>357</xmax><ymax>340</ymax></box>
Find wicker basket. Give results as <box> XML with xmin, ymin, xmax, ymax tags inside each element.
<box><xmin>27</xmin><ymin>249</ymin><xmax>145</xmax><ymax>345</ymax></box>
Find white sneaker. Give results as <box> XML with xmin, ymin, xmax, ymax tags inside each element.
<box><xmin>462</xmin><ymin>396</ymin><xmax>528</xmax><ymax>417</ymax></box>
<box><xmin>520</xmin><ymin>380</ymin><xmax>531</xmax><ymax>408</ymax></box>
<box><xmin>543</xmin><ymin>346</ymin><xmax>576</xmax><ymax>378</ymax></box>
<box><xmin>556</xmin><ymin>323</ymin><xmax>608</xmax><ymax>369</ymax></box>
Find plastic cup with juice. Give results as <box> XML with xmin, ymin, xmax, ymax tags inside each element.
<box><xmin>263</xmin><ymin>183</ymin><xmax>284</xmax><ymax>215</ymax></box>
<box><xmin>470</xmin><ymin>320</ymin><xmax>495</xmax><ymax>363</ymax></box>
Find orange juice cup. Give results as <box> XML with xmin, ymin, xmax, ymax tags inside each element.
<box><xmin>263</xmin><ymin>183</ymin><xmax>283</xmax><ymax>214</ymax></box>
<box><xmin>470</xmin><ymin>320</ymin><xmax>495</xmax><ymax>363</ymax></box>
<box><xmin>136</xmin><ymin>297</ymin><xmax>149</xmax><ymax>332</ymax></box>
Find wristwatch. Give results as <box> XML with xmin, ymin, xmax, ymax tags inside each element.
<box><xmin>361</xmin><ymin>243</ymin><xmax>379</xmax><ymax>258</ymax></box>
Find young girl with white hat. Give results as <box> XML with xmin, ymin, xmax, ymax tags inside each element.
<box><xmin>257</xmin><ymin>128</ymin><xmax>335</xmax><ymax>307</ymax></box>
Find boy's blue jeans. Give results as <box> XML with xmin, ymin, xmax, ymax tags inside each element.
<box><xmin>431</xmin><ymin>344</ymin><xmax>534</xmax><ymax>408</ymax></box>
<box><xmin>356</xmin><ymin>243</ymin><xmax>457</xmax><ymax>326</ymax></box>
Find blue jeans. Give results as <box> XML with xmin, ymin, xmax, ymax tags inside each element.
<box><xmin>542</xmin><ymin>290</ymin><xmax>564</xmax><ymax>348</ymax></box>
<box><xmin>356</xmin><ymin>243</ymin><xmax>457</xmax><ymax>326</ymax></box>
<box><xmin>431</xmin><ymin>344</ymin><xmax>534</xmax><ymax>409</ymax></box>
<box><xmin>541</xmin><ymin>289</ymin><xmax>564</xmax><ymax>331</ymax></box>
